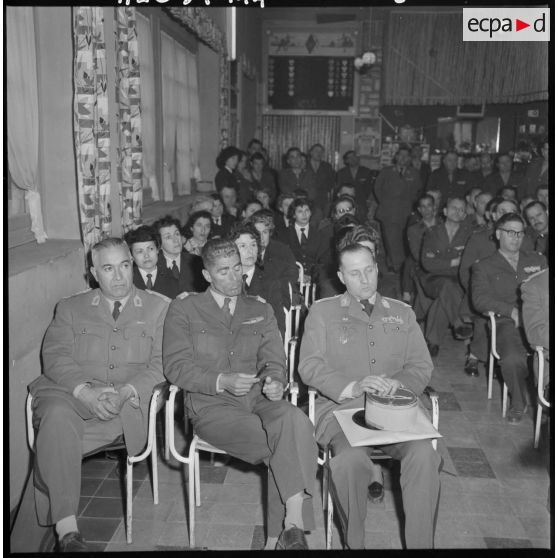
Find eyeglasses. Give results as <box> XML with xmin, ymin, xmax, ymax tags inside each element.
<box><xmin>498</xmin><ymin>229</ymin><xmax>525</xmax><ymax>238</ymax></box>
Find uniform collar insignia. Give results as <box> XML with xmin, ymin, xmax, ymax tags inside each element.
<box><xmin>134</xmin><ymin>294</ymin><xmax>143</xmax><ymax>307</ymax></box>
<box><xmin>91</xmin><ymin>294</ymin><xmax>100</xmax><ymax>306</ymax></box>
<box><xmin>381</xmin><ymin>298</ymin><xmax>390</xmax><ymax>309</ymax></box>
<box><xmin>340</xmin><ymin>293</ymin><xmax>351</xmax><ymax>307</ymax></box>
<box><xmin>524</xmin><ymin>265</ymin><xmax>541</xmax><ymax>273</ymax></box>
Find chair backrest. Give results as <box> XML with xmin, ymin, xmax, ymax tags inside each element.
<box><xmin>26</xmin><ymin>392</ymin><xmax>34</xmax><ymax>451</ymax></box>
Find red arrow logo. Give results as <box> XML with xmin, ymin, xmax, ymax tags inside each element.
<box><xmin>516</xmin><ymin>18</ymin><xmax>530</xmax><ymax>31</ymax></box>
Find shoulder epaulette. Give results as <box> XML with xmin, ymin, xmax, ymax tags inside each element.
<box><xmin>522</xmin><ymin>268</ymin><xmax>547</xmax><ymax>284</ymax></box>
<box><xmin>176</xmin><ymin>291</ymin><xmax>193</xmax><ymax>300</ymax></box>
<box><xmin>246</xmin><ymin>294</ymin><xmax>267</xmax><ymax>304</ymax></box>
<box><xmin>383</xmin><ymin>296</ymin><xmax>411</xmax><ymax>308</ymax></box>
<box><xmin>314</xmin><ymin>294</ymin><xmax>342</xmax><ymax>304</ymax></box>
<box><xmin>61</xmin><ymin>288</ymin><xmax>92</xmax><ymax>300</ymax></box>
<box><xmin>145</xmin><ymin>289</ymin><xmax>171</xmax><ymax>303</ymax></box>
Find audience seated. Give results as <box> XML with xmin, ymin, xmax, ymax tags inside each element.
<box><xmin>524</xmin><ymin>201</ymin><xmax>549</xmax><ymax>257</ymax></box>
<box><xmin>274</xmin><ymin>193</ymin><xmax>295</xmax><ymax>240</ymax></box>
<box><xmin>426</xmin><ymin>151</ymin><xmax>472</xmax><ymax>206</ymax></box>
<box><xmin>220</xmin><ymin>184</ymin><xmax>240</xmax><ymax>219</ymax></box>
<box><xmin>419</xmin><ymin>197</ymin><xmax>473</xmax><ymax>356</ymax></box>
<box><xmin>254</xmin><ymin>187</ymin><xmax>273</xmax><ymax>211</ymax></box>
<box><xmin>153</xmin><ymin>215</ymin><xmax>206</xmax><ymax>294</ymax></box>
<box><xmin>229</xmin><ymin>222</ymin><xmax>291</xmax><ymax>337</ymax></box>
<box><xmin>208</xmin><ymin>192</ymin><xmax>237</xmax><ymax>239</ymax></box>
<box><xmin>28</xmin><ymin>238</ymin><xmax>169</xmax><ymax>552</ymax></box>
<box><xmin>215</xmin><ymin>146</ymin><xmax>241</xmax><ymax>193</ymax></box>
<box><xmin>125</xmin><ymin>225</ymin><xmax>178</xmax><ymax>299</ymax></box>
<box><xmin>335</xmin><ymin>150</ymin><xmax>375</xmax><ymax>221</ymax></box>
<box><xmin>535</xmin><ymin>184</ymin><xmax>549</xmax><ymax>208</ymax></box>
<box><xmin>190</xmin><ymin>195</ymin><xmax>214</xmax><ymax>214</ymax></box>
<box><xmin>163</xmin><ymin>239</ymin><xmax>318</xmax><ymax>550</ymax></box>
<box><xmin>410</xmin><ymin>144</ymin><xmax>431</xmax><ymax>188</ymax></box>
<box><xmin>182</xmin><ymin>210</ymin><xmax>212</xmax><ymax>257</ymax></box>
<box><xmin>235</xmin><ymin>150</ymin><xmax>255</xmax><ymax>205</ymax></box>
<box><xmin>524</xmin><ymin>138</ymin><xmax>549</xmax><ymax>199</ymax></box>
<box><xmin>482</xmin><ymin>152</ymin><xmax>528</xmax><ymax>198</ymax></box>
<box><xmin>241</xmin><ymin>199</ymin><xmax>264</xmax><ymax>221</ymax></box>
<box><xmin>471</xmin><ymin>213</ymin><xmax>547</xmax><ymax>423</ymax></box>
<box><xmin>249</xmin><ymin>152</ymin><xmax>277</xmax><ymax>202</ymax></box>
<box><xmin>374</xmin><ymin>146</ymin><xmax>423</xmax><ymax>273</ymax></box>
<box><xmin>278</xmin><ymin>147</ymin><xmax>318</xmax><ymax>207</ymax></box>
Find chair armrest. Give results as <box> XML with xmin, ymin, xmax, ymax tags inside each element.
<box><xmin>487</xmin><ymin>311</ymin><xmax>500</xmax><ymax>360</ymax></box>
<box><xmin>288</xmin><ymin>381</ymin><xmax>299</xmax><ymax>407</ymax></box>
<box><xmin>422</xmin><ymin>386</ymin><xmax>439</xmax><ymax>431</ymax></box>
<box><xmin>308</xmin><ymin>387</ymin><xmax>317</xmax><ymax>425</ymax></box>
<box><xmin>536</xmin><ymin>346</ymin><xmax>550</xmax><ymax>407</ymax></box>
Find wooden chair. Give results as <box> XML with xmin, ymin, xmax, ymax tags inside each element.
<box><xmin>534</xmin><ymin>346</ymin><xmax>550</xmax><ymax>449</ymax></box>
<box><xmin>487</xmin><ymin>311</ymin><xmax>509</xmax><ymax>417</ymax></box>
<box><xmin>26</xmin><ymin>382</ymin><xmax>168</xmax><ymax>544</ymax></box>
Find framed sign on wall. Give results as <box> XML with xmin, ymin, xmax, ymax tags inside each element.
<box><xmin>263</xmin><ymin>22</ymin><xmax>360</xmax><ymax>115</ymax></box>
<box><xmin>354</xmin><ymin>117</ymin><xmax>381</xmax><ymax>157</ymax></box>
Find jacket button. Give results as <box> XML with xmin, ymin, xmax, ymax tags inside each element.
<box><xmin>111</xmin><ymin>345</ymin><xmax>116</xmax><ymax>350</ymax></box>
<box><xmin>396</xmin><ymin>326</ymin><xmax>400</xmax><ymax>330</ymax></box>
<box><xmin>229</xmin><ymin>351</ymin><xmax>234</xmax><ymax>356</ymax></box>
<box><xmin>368</xmin><ymin>325</ymin><xmax>373</xmax><ymax>329</ymax></box>
<box><xmin>371</xmin><ymin>359</ymin><xmax>376</xmax><ymax>364</ymax></box>
<box><xmin>81</xmin><ymin>329</ymin><xmax>87</xmax><ymax>334</ymax></box>
<box><xmin>141</xmin><ymin>332</ymin><xmax>146</xmax><ymax>337</ymax></box>
<box><xmin>109</xmin><ymin>364</ymin><xmax>115</xmax><ymax>370</ymax></box>
<box><xmin>369</xmin><ymin>341</ymin><xmax>374</xmax><ymax>346</ymax></box>
<box><xmin>113</xmin><ymin>328</ymin><xmax>118</xmax><ymax>332</ymax></box>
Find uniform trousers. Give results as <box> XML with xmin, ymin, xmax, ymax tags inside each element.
<box><xmin>191</xmin><ymin>392</ymin><xmax>317</xmax><ymax>537</ymax></box>
<box><xmin>469</xmin><ymin>314</ymin><xmax>489</xmax><ymax>362</ymax></box>
<box><xmin>422</xmin><ymin>276</ymin><xmax>464</xmax><ymax>346</ymax></box>
<box><xmin>495</xmin><ymin>318</ymin><xmax>529</xmax><ymax>410</ymax></box>
<box><xmin>378</xmin><ymin>221</ymin><xmax>406</xmax><ymax>272</ymax></box>
<box><xmin>324</xmin><ymin>422</ymin><xmax>441</xmax><ymax>549</ymax></box>
<box><xmin>32</xmin><ymin>392</ymin><xmax>125</xmax><ymax>525</ymax></box>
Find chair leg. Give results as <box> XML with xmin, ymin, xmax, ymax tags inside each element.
<box><xmin>126</xmin><ymin>459</ymin><xmax>133</xmax><ymax>544</ymax></box>
<box><xmin>195</xmin><ymin>450</ymin><xmax>201</xmax><ymax>506</ymax></box>
<box><xmin>164</xmin><ymin>401</ymin><xmax>170</xmax><ymax>462</ymax></box>
<box><xmin>487</xmin><ymin>354</ymin><xmax>494</xmax><ymax>400</ymax></box>
<box><xmin>326</xmin><ymin>490</ymin><xmax>333</xmax><ymax>550</ymax></box>
<box><xmin>502</xmin><ymin>384</ymin><xmax>508</xmax><ymax>418</ymax></box>
<box><xmin>534</xmin><ymin>403</ymin><xmax>542</xmax><ymax>449</ymax></box>
<box><xmin>152</xmin><ymin>429</ymin><xmax>159</xmax><ymax>505</ymax></box>
<box><xmin>188</xmin><ymin>454</ymin><xmax>196</xmax><ymax>548</ymax></box>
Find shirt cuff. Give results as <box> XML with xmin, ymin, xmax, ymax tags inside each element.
<box><xmin>216</xmin><ymin>373</ymin><xmax>225</xmax><ymax>393</ymax></box>
<box><xmin>339</xmin><ymin>381</ymin><xmax>357</xmax><ymax>401</ymax></box>
<box><xmin>73</xmin><ymin>382</ymin><xmax>92</xmax><ymax>399</ymax></box>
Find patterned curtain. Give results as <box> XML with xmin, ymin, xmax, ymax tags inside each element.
<box><xmin>115</xmin><ymin>7</ymin><xmax>142</xmax><ymax>233</ymax></box>
<box><xmin>73</xmin><ymin>7</ymin><xmax>111</xmax><ymax>254</ymax></box>
<box><xmin>262</xmin><ymin>115</ymin><xmax>341</xmax><ymax>170</ymax></box>
<box><xmin>384</xmin><ymin>11</ymin><xmax>548</xmax><ymax>105</ymax></box>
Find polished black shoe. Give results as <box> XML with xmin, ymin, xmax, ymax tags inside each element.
<box><xmin>464</xmin><ymin>356</ymin><xmax>479</xmax><ymax>376</ymax></box>
<box><xmin>454</xmin><ymin>324</ymin><xmax>473</xmax><ymax>340</ymax></box>
<box><xmin>368</xmin><ymin>481</ymin><xmax>384</xmax><ymax>504</ymax></box>
<box><xmin>58</xmin><ymin>532</ymin><xmax>90</xmax><ymax>552</ymax></box>
<box><xmin>507</xmin><ymin>405</ymin><xmax>528</xmax><ymax>424</ymax></box>
<box><xmin>427</xmin><ymin>342</ymin><xmax>439</xmax><ymax>357</ymax></box>
<box><xmin>276</xmin><ymin>526</ymin><xmax>308</xmax><ymax>550</ymax></box>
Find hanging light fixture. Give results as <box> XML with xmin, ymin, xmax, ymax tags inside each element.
<box><xmin>354</xmin><ymin>7</ymin><xmax>376</xmax><ymax>73</ymax></box>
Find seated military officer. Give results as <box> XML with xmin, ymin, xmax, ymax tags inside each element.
<box><xmin>299</xmin><ymin>243</ymin><xmax>440</xmax><ymax>549</ymax></box>
<box><xmin>524</xmin><ymin>201</ymin><xmax>549</xmax><ymax>257</ymax></box>
<box><xmin>125</xmin><ymin>225</ymin><xmax>178</xmax><ymax>299</ymax></box>
<box><xmin>163</xmin><ymin>239</ymin><xmax>317</xmax><ymax>550</ymax></box>
<box><xmin>471</xmin><ymin>214</ymin><xmax>547</xmax><ymax>423</ymax></box>
<box><xmin>28</xmin><ymin>238</ymin><xmax>170</xmax><ymax>551</ymax></box>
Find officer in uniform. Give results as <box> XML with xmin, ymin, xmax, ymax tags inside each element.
<box><xmin>28</xmin><ymin>238</ymin><xmax>170</xmax><ymax>551</ymax></box>
<box><xmin>163</xmin><ymin>239</ymin><xmax>317</xmax><ymax>550</ymax></box>
<box><xmin>299</xmin><ymin>243</ymin><xmax>440</xmax><ymax>549</ymax></box>
<box><xmin>420</xmin><ymin>197</ymin><xmax>473</xmax><ymax>356</ymax></box>
<box><xmin>374</xmin><ymin>146</ymin><xmax>423</xmax><ymax>272</ymax></box>
<box><xmin>426</xmin><ymin>151</ymin><xmax>472</xmax><ymax>207</ymax></box>
<box><xmin>471</xmin><ymin>214</ymin><xmax>547</xmax><ymax>423</ymax></box>
<box><xmin>524</xmin><ymin>201</ymin><xmax>549</xmax><ymax>258</ymax></box>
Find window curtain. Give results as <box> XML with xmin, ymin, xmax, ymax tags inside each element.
<box><xmin>73</xmin><ymin>6</ymin><xmax>111</xmax><ymax>253</ymax></box>
<box><xmin>262</xmin><ymin>115</ymin><xmax>340</xmax><ymax>170</ymax></box>
<box><xmin>6</xmin><ymin>6</ymin><xmax>47</xmax><ymax>243</ymax></box>
<box><xmin>161</xmin><ymin>33</ymin><xmax>200</xmax><ymax>198</ymax></box>
<box><xmin>115</xmin><ymin>7</ymin><xmax>143</xmax><ymax>233</ymax></box>
<box><xmin>136</xmin><ymin>12</ymin><xmax>159</xmax><ymax>201</ymax></box>
<box><xmin>384</xmin><ymin>11</ymin><xmax>549</xmax><ymax>105</ymax></box>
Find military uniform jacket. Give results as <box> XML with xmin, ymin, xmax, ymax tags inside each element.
<box><xmin>298</xmin><ymin>292</ymin><xmax>432</xmax><ymax>442</ymax></box>
<box><xmin>29</xmin><ymin>287</ymin><xmax>169</xmax><ymax>455</ymax></box>
<box><xmin>520</xmin><ymin>268</ymin><xmax>549</xmax><ymax>351</ymax></box>
<box><xmin>482</xmin><ymin>171</ymin><xmax>528</xmax><ymax>197</ymax></box>
<box><xmin>163</xmin><ymin>289</ymin><xmax>287</xmax><ymax>417</ymax></box>
<box><xmin>471</xmin><ymin>250</ymin><xmax>547</xmax><ymax>319</ymax></box>
<box><xmin>421</xmin><ymin>221</ymin><xmax>473</xmax><ymax>277</ymax></box>
<box><xmin>426</xmin><ymin>168</ymin><xmax>472</xmax><ymax>205</ymax></box>
<box><xmin>407</xmin><ymin>218</ymin><xmax>442</xmax><ymax>263</ymax></box>
<box><xmin>278</xmin><ymin>168</ymin><xmax>317</xmax><ymax>202</ymax></box>
<box><xmin>374</xmin><ymin>166</ymin><xmax>423</xmax><ymax>224</ymax></box>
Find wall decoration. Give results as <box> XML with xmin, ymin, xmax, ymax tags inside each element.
<box><xmin>354</xmin><ymin>117</ymin><xmax>381</xmax><ymax>157</ymax></box>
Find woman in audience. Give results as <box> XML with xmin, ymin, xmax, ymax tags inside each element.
<box><xmin>183</xmin><ymin>210</ymin><xmax>213</xmax><ymax>256</ymax></box>
<box><xmin>215</xmin><ymin>146</ymin><xmax>241</xmax><ymax>193</ymax></box>
<box><xmin>241</xmin><ymin>199</ymin><xmax>264</xmax><ymax>222</ymax></box>
<box><xmin>255</xmin><ymin>188</ymin><xmax>273</xmax><ymax>211</ymax></box>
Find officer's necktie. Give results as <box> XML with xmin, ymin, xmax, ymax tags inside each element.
<box><xmin>146</xmin><ymin>273</ymin><xmax>153</xmax><ymax>290</ymax></box>
<box><xmin>112</xmin><ymin>301</ymin><xmax>122</xmax><ymax>321</ymax></box>
<box><xmin>300</xmin><ymin>228</ymin><xmax>308</xmax><ymax>246</ymax></box>
<box><xmin>242</xmin><ymin>274</ymin><xmax>249</xmax><ymax>295</ymax></box>
<box><xmin>360</xmin><ymin>299</ymin><xmax>374</xmax><ymax>317</ymax></box>
<box><xmin>222</xmin><ymin>297</ymin><xmax>233</xmax><ymax>325</ymax></box>
<box><xmin>171</xmin><ymin>260</ymin><xmax>179</xmax><ymax>280</ymax></box>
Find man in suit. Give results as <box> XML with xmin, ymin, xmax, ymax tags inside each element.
<box><xmin>471</xmin><ymin>214</ymin><xmax>547</xmax><ymax>423</ymax></box>
<box><xmin>209</xmin><ymin>193</ymin><xmax>237</xmax><ymax>238</ymax></box>
<box><xmin>278</xmin><ymin>147</ymin><xmax>317</xmax><ymax>203</ymax></box>
<box><xmin>273</xmin><ymin>193</ymin><xmax>295</xmax><ymax>241</ymax></box>
<box><xmin>153</xmin><ymin>215</ymin><xmax>206</xmax><ymax>294</ymax></box>
<box><xmin>277</xmin><ymin>197</ymin><xmax>331</xmax><ymax>288</ymax></box>
<box><xmin>307</xmin><ymin>143</ymin><xmax>336</xmax><ymax>215</ymax></box>
<box><xmin>28</xmin><ymin>238</ymin><xmax>169</xmax><ymax>551</ymax></box>
<box><xmin>163</xmin><ymin>239</ymin><xmax>317</xmax><ymax>549</ymax></box>
<box><xmin>374</xmin><ymin>146</ymin><xmax>423</xmax><ymax>272</ymax></box>
<box><xmin>248</xmin><ymin>209</ymin><xmax>299</xmax><ymax>288</ymax></box>
<box><xmin>336</xmin><ymin>150</ymin><xmax>375</xmax><ymax>218</ymax></box>
<box><xmin>298</xmin><ymin>243</ymin><xmax>440</xmax><ymax>549</ymax></box>
<box><xmin>426</xmin><ymin>151</ymin><xmax>472</xmax><ymax>206</ymax></box>
<box><xmin>482</xmin><ymin>153</ymin><xmax>528</xmax><ymax>199</ymax></box>
<box><xmin>420</xmin><ymin>197</ymin><xmax>474</xmax><ymax>356</ymax></box>
<box><xmin>125</xmin><ymin>225</ymin><xmax>178</xmax><ymax>299</ymax></box>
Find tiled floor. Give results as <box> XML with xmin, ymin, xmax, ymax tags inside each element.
<box><xmin>65</xmin><ymin>332</ymin><xmax>552</xmax><ymax>551</ymax></box>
